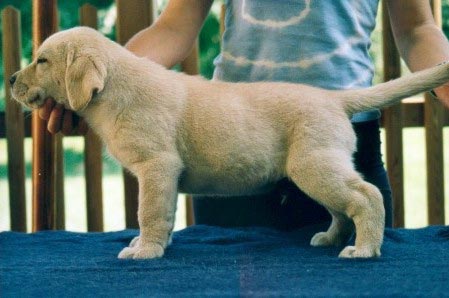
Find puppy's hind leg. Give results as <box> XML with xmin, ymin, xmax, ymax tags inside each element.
<box><xmin>118</xmin><ymin>156</ymin><xmax>182</xmax><ymax>259</ymax></box>
<box><xmin>286</xmin><ymin>149</ymin><xmax>385</xmax><ymax>258</ymax></box>
<box><xmin>310</xmin><ymin>210</ymin><xmax>354</xmax><ymax>247</ymax></box>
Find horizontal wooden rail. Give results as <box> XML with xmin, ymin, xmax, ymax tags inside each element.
<box><xmin>2</xmin><ymin>102</ymin><xmax>448</xmax><ymax>139</ymax></box>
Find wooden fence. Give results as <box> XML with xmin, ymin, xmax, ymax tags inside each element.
<box><xmin>1</xmin><ymin>0</ymin><xmax>447</xmax><ymax>232</ymax></box>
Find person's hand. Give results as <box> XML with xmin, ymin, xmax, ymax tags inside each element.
<box><xmin>38</xmin><ymin>98</ymin><xmax>88</xmax><ymax>135</ymax></box>
<box><xmin>433</xmin><ymin>84</ymin><xmax>449</xmax><ymax>109</ymax></box>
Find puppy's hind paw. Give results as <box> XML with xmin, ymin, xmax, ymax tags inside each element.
<box><xmin>310</xmin><ymin>232</ymin><xmax>335</xmax><ymax>247</ymax></box>
<box><xmin>118</xmin><ymin>242</ymin><xmax>165</xmax><ymax>259</ymax></box>
<box><xmin>338</xmin><ymin>245</ymin><xmax>381</xmax><ymax>258</ymax></box>
<box><xmin>310</xmin><ymin>231</ymin><xmax>348</xmax><ymax>247</ymax></box>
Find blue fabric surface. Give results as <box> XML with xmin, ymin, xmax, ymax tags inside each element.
<box><xmin>1</xmin><ymin>224</ymin><xmax>449</xmax><ymax>297</ymax></box>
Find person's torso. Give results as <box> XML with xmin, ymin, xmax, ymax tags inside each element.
<box><xmin>213</xmin><ymin>0</ymin><xmax>381</xmax><ymax>122</ymax></box>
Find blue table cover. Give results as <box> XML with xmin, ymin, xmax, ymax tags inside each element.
<box><xmin>1</xmin><ymin>224</ymin><xmax>449</xmax><ymax>297</ymax></box>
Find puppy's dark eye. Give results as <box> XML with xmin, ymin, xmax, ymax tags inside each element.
<box><xmin>37</xmin><ymin>58</ymin><xmax>48</xmax><ymax>64</ymax></box>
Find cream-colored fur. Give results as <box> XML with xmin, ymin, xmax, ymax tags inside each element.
<box><xmin>11</xmin><ymin>27</ymin><xmax>449</xmax><ymax>259</ymax></box>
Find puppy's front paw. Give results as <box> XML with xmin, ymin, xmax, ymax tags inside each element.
<box><xmin>129</xmin><ymin>236</ymin><xmax>140</xmax><ymax>247</ymax></box>
<box><xmin>338</xmin><ymin>245</ymin><xmax>381</xmax><ymax>258</ymax></box>
<box><xmin>129</xmin><ymin>234</ymin><xmax>172</xmax><ymax>248</ymax></box>
<box><xmin>118</xmin><ymin>242</ymin><xmax>164</xmax><ymax>259</ymax></box>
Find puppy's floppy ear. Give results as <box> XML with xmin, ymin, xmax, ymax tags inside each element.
<box><xmin>65</xmin><ymin>48</ymin><xmax>106</xmax><ymax>111</ymax></box>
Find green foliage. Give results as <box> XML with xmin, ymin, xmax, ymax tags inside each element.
<box><xmin>443</xmin><ymin>0</ymin><xmax>449</xmax><ymax>39</ymax></box>
<box><xmin>63</xmin><ymin>147</ymin><xmax>122</xmax><ymax>176</ymax></box>
<box><xmin>199</xmin><ymin>13</ymin><xmax>221</xmax><ymax>79</ymax></box>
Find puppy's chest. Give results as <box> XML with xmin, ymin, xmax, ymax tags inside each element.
<box><xmin>89</xmin><ymin>118</ymin><xmax>180</xmax><ymax>175</ymax></box>
<box><xmin>86</xmin><ymin>120</ymin><xmax>141</xmax><ymax>169</ymax></box>
<box><xmin>102</xmin><ymin>127</ymin><xmax>177</xmax><ymax>174</ymax></box>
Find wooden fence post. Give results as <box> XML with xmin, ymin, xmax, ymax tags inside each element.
<box><xmin>220</xmin><ymin>4</ymin><xmax>226</xmax><ymax>37</ymax></box>
<box><xmin>2</xmin><ymin>6</ymin><xmax>26</xmax><ymax>232</ymax></box>
<box><xmin>382</xmin><ymin>1</ymin><xmax>404</xmax><ymax>228</ymax></box>
<box><xmin>426</xmin><ymin>0</ymin><xmax>445</xmax><ymax>225</ymax></box>
<box><xmin>116</xmin><ymin>0</ymin><xmax>156</xmax><ymax>228</ymax></box>
<box><xmin>31</xmin><ymin>0</ymin><xmax>59</xmax><ymax>231</ymax></box>
<box><xmin>80</xmin><ymin>4</ymin><xmax>104</xmax><ymax>232</ymax></box>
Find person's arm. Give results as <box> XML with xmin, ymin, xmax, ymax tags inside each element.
<box><xmin>39</xmin><ymin>0</ymin><xmax>213</xmax><ymax>134</ymax></box>
<box><xmin>387</xmin><ymin>0</ymin><xmax>449</xmax><ymax>108</ymax></box>
<box><xmin>126</xmin><ymin>0</ymin><xmax>213</xmax><ymax>67</ymax></box>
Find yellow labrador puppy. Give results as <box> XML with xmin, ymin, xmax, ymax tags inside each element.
<box><xmin>10</xmin><ymin>27</ymin><xmax>449</xmax><ymax>259</ymax></box>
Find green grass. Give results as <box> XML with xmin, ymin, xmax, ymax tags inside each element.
<box><xmin>0</xmin><ymin>128</ymin><xmax>448</xmax><ymax>232</ymax></box>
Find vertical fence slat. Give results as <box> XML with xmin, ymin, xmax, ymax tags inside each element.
<box><xmin>425</xmin><ymin>92</ymin><xmax>445</xmax><ymax>225</ymax></box>
<box><xmin>426</xmin><ymin>0</ymin><xmax>445</xmax><ymax>225</ymax></box>
<box><xmin>116</xmin><ymin>0</ymin><xmax>156</xmax><ymax>43</ymax></box>
<box><xmin>381</xmin><ymin>1</ymin><xmax>404</xmax><ymax>228</ymax></box>
<box><xmin>180</xmin><ymin>41</ymin><xmax>200</xmax><ymax>226</ymax></box>
<box><xmin>180</xmin><ymin>41</ymin><xmax>199</xmax><ymax>76</ymax></box>
<box><xmin>55</xmin><ymin>134</ymin><xmax>65</xmax><ymax>229</ymax></box>
<box><xmin>84</xmin><ymin>129</ymin><xmax>104</xmax><ymax>231</ymax></box>
<box><xmin>116</xmin><ymin>0</ymin><xmax>155</xmax><ymax>229</ymax></box>
<box><xmin>220</xmin><ymin>4</ymin><xmax>226</xmax><ymax>37</ymax></box>
<box><xmin>2</xmin><ymin>7</ymin><xmax>26</xmax><ymax>232</ymax></box>
<box><xmin>80</xmin><ymin>4</ymin><xmax>104</xmax><ymax>232</ymax></box>
<box><xmin>31</xmin><ymin>0</ymin><xmax>59</xmax><ymax>232</ymax></box>
<box><xmin>122</xmin><ymin>171</ymin><xmax>139</xmax><ymax>228</ymax></box>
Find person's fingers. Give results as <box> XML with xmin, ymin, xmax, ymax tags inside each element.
<box><xmin>61</xmin><ymin>109</ymin><xmax>73</xmax><ymax>135</ymax></box>
<box><xmin>434</xmin><ymin>84</ymin><xmax>449</xmax><ymax>110</ymax></box>
<box><xmin>38</xmin><ymin>98</ymin><xmax>56</xmax><ymax>121</ymax></box>
<box><xmin>36</xmin><ymin>100</ymin><xmax>88</xmax><ymax>135</ymax></box>
<box><xmin>47</xmin><ymin>104</ymin><xmax>64</xmax><ymax>134</ymax></box>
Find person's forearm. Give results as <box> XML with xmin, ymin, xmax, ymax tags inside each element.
<box><xmin>387</xmin><ymin>0</ymin><xmax>449</xmax><ymax>72</ymax></box>
<box><xmin>125</xmin><ymin>22</ymin><xmax>195</xmax><ymax>68</ymax></box>
<box><xmin>387</xmin><ymin>0</ymin><xmax>449</xmax><ymax>107</ymax></box>
<box><xmin>394</xmin><ymin>23</ymin><xmax>449</xmax><ymax>72</ymax></box>
<box><xmin>125</xmin><ymin>0</ymin><xmax>213</xmax><ymax>68</ymax></box>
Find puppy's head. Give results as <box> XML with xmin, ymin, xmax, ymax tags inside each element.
<box><xmin>10</xmin><ymin>27</ymin><xmax>107</xmax><ymax>112</ymax></box>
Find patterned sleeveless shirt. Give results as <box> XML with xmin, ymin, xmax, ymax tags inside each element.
<box><xmin>213</xmin><ymin>0</ymin><xmax>380</xmax><ymax>122</ymax></box>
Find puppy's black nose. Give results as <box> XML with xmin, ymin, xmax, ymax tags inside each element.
<box><xmin>9</xmin><ymin>74</ymin><xmax>17</xmax><ymax>86</ymax></box>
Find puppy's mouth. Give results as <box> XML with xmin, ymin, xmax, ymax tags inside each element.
<box><xmin>11</xmin><ymin>84</ymin><xmax>46</xmax><ymax>109</ymax></box>
<box><xmin>27</xmin><ymin>94</ymin><xmax>41</xmax><ymax>105</ymax></box>
<box><xmin>23</xmin><ymin>89</ymin><xmax>46</xmax><ymax>109</ymax></box>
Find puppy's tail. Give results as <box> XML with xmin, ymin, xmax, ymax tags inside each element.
<box><xmin>340</xmin><ymin>61</ymin><xmax>449</xmax><ymax>115</ymax></box>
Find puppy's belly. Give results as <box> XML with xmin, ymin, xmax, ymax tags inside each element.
<box><xmin>177</xmin><ymin>169</ymin><xmax>281</xmax><ymax>196</ymax></box>
<box><xmin>177</xmin><ymin>126</ymin><xmax>287</xmax><ymax>196</ymax></box>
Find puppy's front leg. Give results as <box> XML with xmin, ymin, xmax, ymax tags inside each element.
<box><xmin>118</xmin><ymin>158</ymin><xmax>181</xmax><ymax>259</ymax></box>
